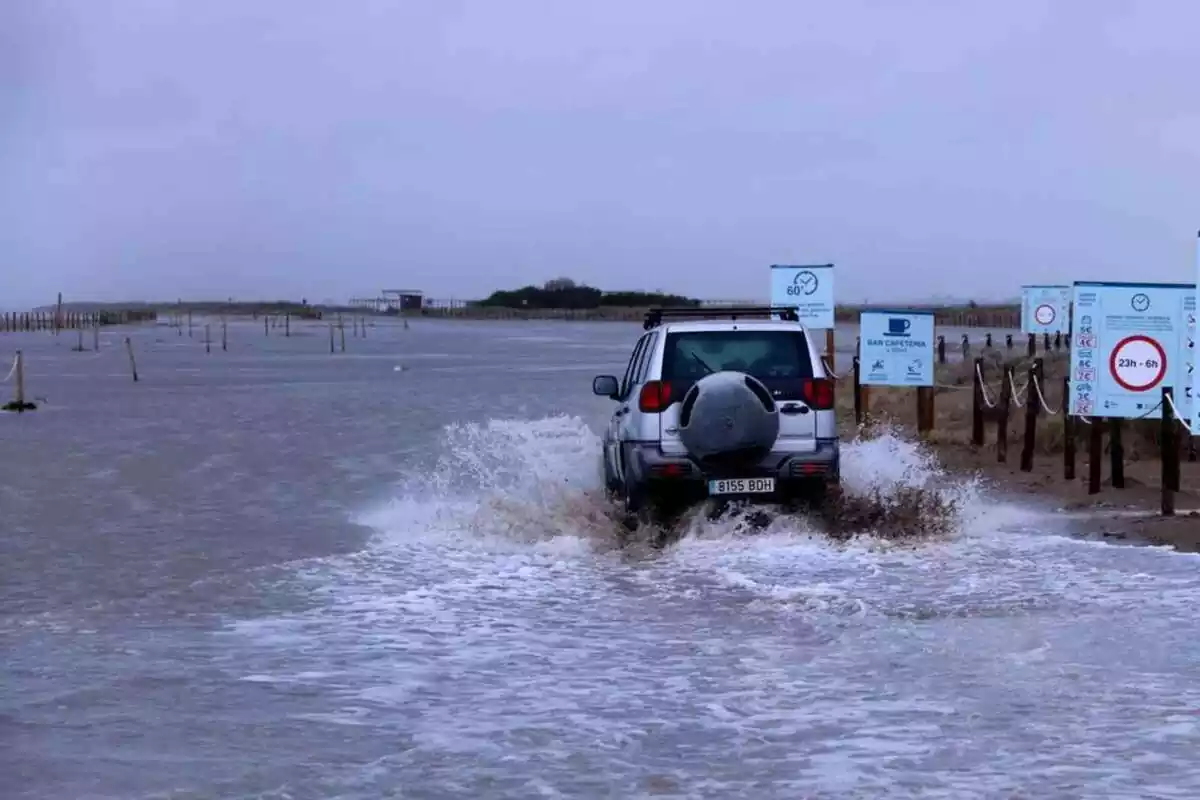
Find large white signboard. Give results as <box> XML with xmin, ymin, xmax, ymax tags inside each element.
<box><xmin>769</xmin><ymin>264</ymin><xmax>835</xmax><ymax>329</ymax></box>
<box><xmin>1069</xmin><ymin>281</ymin><xmax>1194</xmax><ymax>420</ymax></box>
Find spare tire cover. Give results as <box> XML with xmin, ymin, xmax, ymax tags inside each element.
<box><xmin>678</xmin><ymin>371</ymin><xmax>780</xmax><ymax>462</ymax></box>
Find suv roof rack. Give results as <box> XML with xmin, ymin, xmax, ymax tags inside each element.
<box><xmin>643</xmin><ymin>305</ymin><xmax>800</xmax><ymax>330</ymax></box>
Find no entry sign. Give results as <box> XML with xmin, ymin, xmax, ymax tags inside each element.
<box><xmin>1021</xmin><ymin>285</ymin><xmax>1070</xmax><ymax>335</ymax></box>
<box><xmin>1109</xmin><ymin>334</ymin><xmax>1167</xmax><ymax>392</ymax></box>
<box><xmin>1069</xmin><ymin>281</ymin><xmax>1194</xmax><ymax>419</ymax></box>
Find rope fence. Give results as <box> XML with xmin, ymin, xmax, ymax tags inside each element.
<box><xmin>1165</xmin><ymin>391</ymin><xmax>1194</xmax><ymax>436</ymax></box>
<box><xmin>849</xmin><ymin>349</ymin><xmax>1193</xmax><ymax>517</ymax></box>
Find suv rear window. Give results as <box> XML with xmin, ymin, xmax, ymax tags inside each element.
<box><xmin>662</xmin><ymin>330</ymin><xmax>815</xmax><ymax>382</ymax></box>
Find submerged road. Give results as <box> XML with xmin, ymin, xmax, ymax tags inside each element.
<box><xmin>3</xmin><ymin>318</ymin><xmax>1196</xmax><ymax>799</ymax></box>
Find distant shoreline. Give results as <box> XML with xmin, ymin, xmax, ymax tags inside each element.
<box><xmin>26</xmin><ymin>301</ymin><xmax>1023</xmax><ymax>329</ymax></box>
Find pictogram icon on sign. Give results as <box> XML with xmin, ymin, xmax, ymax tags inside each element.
<box><xmin>1108</xmin><ymin>334</ymin><xmax>1167</xmax><ymax>392</ymax></box>
<box><xmin>1033</xmin><ymin>304</ymin><xmax>1056</xmax><ymax>326</ymax></box>
<box><xmin>788</xmin><ymin>270</ymin><xmax>819</xmax><ymax>297</ymax></box>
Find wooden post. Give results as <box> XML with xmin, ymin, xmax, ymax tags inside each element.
<box><xmin>825</xmin><ymin>329</ymin><xmax>836</xmax><ymax>373</ymax></box>
<box><xmin>188</xmin><ymin>310</ymin><xmax>193</xmax><ymax>338</ymax></box>
<box><xmin>222</xmin><ymin>320</ymin><xmax>228</xmax><ymax>352</ymax></box>
<box><xmin>961</xmin><ymin>334</ymin><xmax>969</xmax><ymax>358</ymax></box>
<box><xmin>985</xmin><ymin>332</ymin><xmax>993</xmax><ymax>349</ymax></box>
<box><xmin>997</xmin><ymin>365</ymin><xmax>1013</xmax><ymax>463</ymax></box>
<box><xmin>15</xmin><ymin>350</ymin><xmax>26</xmax><ymax>409</ymax></box>
<box><xmin>76</xmin><ymin>326</ymin><xmax>84</xmax><ymax>352</ymax></box>
<box><xmin>361</xmin><ymin>316</ymin><xmax>367</xmax><ymax>338</ymax></box>
<box><xmin>1027</xmin><ymin>333</ymin><xmax>1036</xmax><ymax>358</ymax></box>
<box><xmin>1088</xmin><ymin>418</ymin><xmax>1103</xmax><ymax>495</ymax></box>
<box><xmin>917</xmin><ymin>386</ymin><xmax>934</xmax><ymax>436</ymax></box>
<box><xmin>339</xmin><ymin>318</ymin><xmax>346</xmax><ymax>352</ymax></box>
<box><xmin>285</xmin><ymin>314</ymin><xmax>291</xmax><ymax>337</ymax></box>
<box><xmin>329</xmin><ymin>324</ymin><xmax>335</xmax><ymax>353</ymax></box>
<box><xmin>93</xmin><ymin>317</ymin><xmax>100</xmax><ymax>351</ymax></box>
<box><xmin>1043</xmin><ymin>332</ymin><xmax>1051</xmax><ymax>353</ymax></box>
<box><xmin>972</xmin><ymin>357</ymin><xmax>985</xmax><ymax>447</ymax></box>
<box><xmin>55</xmin><ymin>292</ymin><xmax>63</xmax><ymax>335</ymax></box>
<box><xmin>853</xmin><ymin>356</ymin><xmax>863</xmax><ymax>426</ymax></box>
<box><xmin>1020</xmin><ymin>358</ymin><xmax>1040</xmax><ymax>472</ymax></box>
<box><xmin>937</xmin><ymin>335</ymin><xmax>946</xmax><ymax>364</ymax></box>
<box><xmin>264</xmin><ymin>316</ymin><xmax>269</xmax><ymax>337</ymax></box>
<box><xmin>1005</xmin><ymin>333</ymin><xmax>1013</xmax><ymax>351</ymax></box>
<box><xmin>125</xmin><ymin>337</ymin><xmax>139</xmax><ymax>382</ymax></box>
<box><xmin>1162</xmin><ymin>387</ymin><xmax>1179</xmax><ymax>514</ymax></box>
<box><xmin>1109</xmin><ymin>418</ymin><xmax>1124</xmax><ymax>489</ymax></box>
<box><xmin>205</xmin><ymin>324</ymin><xmax>211</xmax><ymax>354</ymax></box>
<box><xmin>1163</xmin><ymin>387</ymin><xmax>1181</xmax><ymax>492</ymax></box>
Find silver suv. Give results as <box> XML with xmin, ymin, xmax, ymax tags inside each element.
<box><xmin>592</xmin><ymin>306</ymin><xmax>841</xmax><ymax>528</ymax></box>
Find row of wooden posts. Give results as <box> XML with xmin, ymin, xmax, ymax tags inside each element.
<box><xmin>2</xmin><ymin>314</ymin><xmax>381</xmax><ymax>412</ymax></box>
<box><xmin>166</xmin><ymin>311</ymin><xmax>373</xmax><ymax>349</ymax></box>
<box><xmin>842</xmin><ymin>352</ymin><xmax>1191</xmax><ymax>517</ymax></box>
<box><xmin>966</xmin><ymin>358</ymin><xmax>1190</xmax><ymax>516</ymax></box>
<box><xmin>838</xmin><ymin>330</ymin><xmax>1066</xmax><ymax>437</ymax></box>
<box><xmin>935</xmin><ymin>330</ymin><xmax>1065</xmax><ymax>364</ymax></box>
<box><xmin>2</xmin><ymin>311</ymin><xmax>107</xmax><ymax>333</ymax></box>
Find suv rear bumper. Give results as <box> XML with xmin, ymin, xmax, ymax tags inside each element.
<box><xmin>625</xmin><ymin>440</ymin><xmax>840</xmax><ymax>505</ymax></box>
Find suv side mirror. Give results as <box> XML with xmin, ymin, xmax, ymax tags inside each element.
<box><xmin>592</xmin><ymin>375</ymin><xmax>619</xmax><ymax>398</ymax></box>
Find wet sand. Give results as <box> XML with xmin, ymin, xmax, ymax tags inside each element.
<box><xmin>932</xmin><ymin>441</ymin><xmax>1200</xmax><ymax>550</ymax></box>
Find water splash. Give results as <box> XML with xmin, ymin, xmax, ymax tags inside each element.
<box><xmin>360</xmin><ymin>415</ymin><xmax>986</xmax><ymax>552</ymax></box>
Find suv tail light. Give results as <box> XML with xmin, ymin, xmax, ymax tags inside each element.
<box><xmin>638</xmin><ymin>380</ymin><xmax>673</xmax><ymax>412</ymax></box>
<box><xmin>802</xmin><ymin>378</ymin><xmax>835</xmax><ymax>410</ymax></box>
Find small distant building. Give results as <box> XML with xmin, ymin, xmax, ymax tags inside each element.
<box><xmin>381</xmin><ymin>289</ymin><xmax>424</xmax><ymax>312</ymax></box>
<box><xmin>348</xmin><ymin>290</ymin><xmax>425</xmax><ymax>313</ymax></box>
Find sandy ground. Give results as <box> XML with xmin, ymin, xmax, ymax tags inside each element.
<box><xmin>835</xmin><ymin>348</ymin><xmax>1200</xmax><ymax>551</ymax></box>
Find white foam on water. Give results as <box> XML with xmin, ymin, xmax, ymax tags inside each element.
<box><xmin>220</xmin><ymin>415</ymin><xmax>1200</xmax><ymax>798</ymax></box>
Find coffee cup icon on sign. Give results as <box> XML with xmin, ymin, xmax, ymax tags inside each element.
<box><xmin>884</xmin><ymin>317</ymin><xmax>911</xmax><ymax>337</ymax></box>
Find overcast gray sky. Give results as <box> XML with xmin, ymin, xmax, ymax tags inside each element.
<box><xmin>3</xmin><ymin>1</ymin><xmax>1198</xmax><ymax>307</ymax></box>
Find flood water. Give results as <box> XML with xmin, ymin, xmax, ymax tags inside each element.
<box><xmin>3</xmin><ymin>317</ymin><xmax>1199</xmax><ymax>799</ymax></box>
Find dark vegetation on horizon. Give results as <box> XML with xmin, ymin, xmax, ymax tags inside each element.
<box><xmin>476</xmin><ymin>278</ymin><xmax>698</xmax><ymax>310</ymax></box>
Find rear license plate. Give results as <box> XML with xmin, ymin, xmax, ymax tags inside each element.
<box><xmin>707</xmin><ymin>477</ymin><xmax>776</xmax><ymax>495</ymax></box>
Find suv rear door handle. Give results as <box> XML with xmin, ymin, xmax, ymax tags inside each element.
<box><xmin>779</xmin><ymin>403</ymin><xmax>809</xmax><ymax>415</ymax></box>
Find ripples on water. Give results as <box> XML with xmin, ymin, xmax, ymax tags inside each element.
<box><xmin>220</xmin><ymin>415</ymin><xmax>1200</xmax><ymax>799</ymax></box>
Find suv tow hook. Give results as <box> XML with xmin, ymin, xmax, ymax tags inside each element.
<box><xmin>779</xmin><ymin>404</ymin><xmax>809</xmax><ymax>415</ymax></box>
